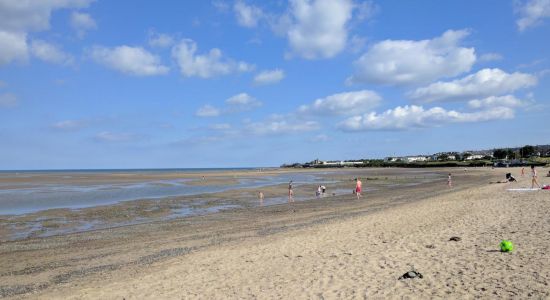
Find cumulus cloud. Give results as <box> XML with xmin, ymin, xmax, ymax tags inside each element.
<box><xmin>409</xmin><ymin>68</ymin><xmax>538</xmax><ymax>103</ymax></box>
<box><xmin>253</xmin><ymin>69</ymin><xmax>285</xmax><ymax>85</ymax></box>
<box><xmin>338</xmin><ymin>105</ymin><xmax>514</xmax><ymax>131</ymax></box>
<box><xmin>0</xmin><ymin>93</ymin><xmax>17</xmax><ymax>108</ymax></box>
<box><xmin>467</xmin><ymin>95</ymin><xmax>528</xmax><ymax>109</ymax></box>
<box><xmin>70</xmin><ymin>12</ymin><xmax>97</xmax><ymax>38</ymax></box>
<box><xmin>171</xmin><ymin>39</ymin><xmax>254</xmax><ymax>78</ymax></box>
<box><xmin>0</xmin><ymin>30</ymin><xmax>28</xmax><ymax>65</ymax></box>
<box><xmin>348</xmin><ymin>29</ymin><xmax>476</xmax><ymax>86</ymax></box>
<box><xmin>225</xmin><ymin>93</ymin><xmax>262</xmax><ymax>112</ymax></box>
<box><xmin>31</xmin><ymin>40</ymin><xmax>74</xmax><ymax>65</ymax></box>
<box><xmin>195</xmin><ymin>104</ymin><xmax>221</xmax><ymax>117</ymax></box>
<box><xmin>0</xmin><ymin>0</ymin><xmax>93</xmax><ymax>65</ymax></box>
<box><xmin>234</xmin><ymin>1</ymin><xmax>263</xmax><ymax>28</ymax></box>
<box><xmin>516</xmin><ymin>0</ymin><xmax>550</xmax><ymax>31</ymax></box>
<box><xmin>0</xmin><ymin>0</ymin><xmax>93</xmax><ymax>32</ymax></box>
<box><xmin>283</xmin><ymin>0</ymin><xmax>354</xmax><ymax>59</ymax></box>
<box><xmin>148</xmin><ymin>31</ymin><xmax>174</xmax><ymax>48</ymax></box>
<box><xmin>195</xmin><ymin>93</ymin><xmax>262</xmax><ymax>117</ymax></box>
<box><xmin>90</xmin><ymin>45</ymin><xmax>169</xmax><ymax>76</ymax></box>
<box><xmin>298</xmin><ymin>90</ymin><xmax>381</xmax><ymax>116</ymax></box>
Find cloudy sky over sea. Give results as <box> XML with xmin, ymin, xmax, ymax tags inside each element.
<box><xmin>0</xmin><ymin>0</ymin><xmax>549</xmax><ymax>169</ymax></box>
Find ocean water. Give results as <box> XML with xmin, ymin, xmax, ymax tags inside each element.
<box><xmin>0</xmin><ymin>169</ymin><xmax>327</xmax><ymax>215</ymax></box>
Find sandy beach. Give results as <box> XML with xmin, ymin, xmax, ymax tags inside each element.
<box><xmin>1</xmin><ymin>167</ymin><xmax>549</xmax><ymax>299</ymax></box>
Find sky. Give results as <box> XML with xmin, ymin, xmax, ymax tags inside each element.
<box><xmin>0</xmin><ymin>0</ymin><xmax>549</xmax><ymax>169</ymax></box>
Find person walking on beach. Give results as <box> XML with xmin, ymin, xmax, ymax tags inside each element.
<box><xmin>316</xmin><ymin>185</ymin><xmax>322</xmax><ymax>198</ymax></box>
<box><xmin>531</xmin><ymin>165</ymin><xmax>541</xmax><ymax>189</ymax></box>
<box><xmin>258</xmin><ymin>191</ymin><xmax>264</xmax><ymax>204</ymax></box>
<box><xmin>355</xmin><ymin>178</ymin><xmax>362</xmax><ymax>199</ymax></box>
<box><xmin>447</xmin><ymin>173</ymin><xmax>453</xmax><ymax>188</ymax></box>
<box><xmin>288</xmin><ymin>180</ymin><xmax>294</xmax><ymax>202</ymax></box>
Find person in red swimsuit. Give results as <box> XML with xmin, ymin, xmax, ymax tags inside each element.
<box><xmin>355</xmin><ymin>178</ymin><xmax>362</xmax><ymax>200</ymax></box>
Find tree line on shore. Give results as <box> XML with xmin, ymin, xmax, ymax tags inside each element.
<box><xmin>281</xmin><ymin>144</ymin><xmax>550</xmax><ymax>168</ymax></box>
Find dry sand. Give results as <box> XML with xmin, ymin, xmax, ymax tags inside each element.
<box><xmin>2</xmin><ymin>167</ymin><xmax>550</xmax><ymax>299</ymax></box>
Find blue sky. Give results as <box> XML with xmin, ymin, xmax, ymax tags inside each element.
<box><xmin>0</xmin><ymin>0</ymin><xmax>549</xmax><ymax>169</ymax></box>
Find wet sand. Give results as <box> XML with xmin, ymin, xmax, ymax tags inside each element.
<box><xmin>1</xmin><ymin>167</ymin><xmax>549</xmax><ymax>298</ymax></box>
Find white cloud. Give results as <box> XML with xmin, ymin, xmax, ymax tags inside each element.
<box><xmin>90</xmin><ymin>45</ymin><xmax>169</xmax><ymax>76</ymax></box>
<box><xmin>0</xmin><ymin>0</ymin><xmax>93</xmax><ymax>32</ymax></box>
<box><xmin>195</xmin><ymin>105</ymin><xmax>221</xmax><ymax>117</ymax></box>
<box><xmin>479</xmin><ymin>52</ymin><xmax>503</xmax><ymax>62</ymax></box>
<box><xmin>70</xmin><ymin>12</ymin><xmax>96</xmax><ymax>38</ymax></box>
<box><xmin>31</xmin><ymin>40</ymin><xmax>74</xmax><ymax>65</ymax></box>
<box><xmin>348</xmin><ymin>29</ymin><xmax>476</xmax><ymax>85</ymax></box>
<box><xmin>52</xmin><ymin>120</ymin><xmax>87</xmax><ymax>130</ymax></box>
<box><xmin>338</xmin><ymin>105</ymin><xmax>514</xmax><ymax>131</ymax></box>
<box><xmin>284</xmin><ymin>0</ymin><xmax>354</xmax><ymax>59</ymax></box>
<box><xmin>0</xmin><ymin>0</ymin><xmax>93</xmax><ymax>66</ymax></box>
<box><xmin>95</xmin><ymin>131</ymin><xmax>141</xmax><ymax>143</ymax></box>
<box><xmin>0</xmin><ymin>93</ymin><xmax>17</xmax><ymax>108</ymax></box>
<box><xmin>516</xmin><ymin>0</ymin><xmax>550</xmax><ymax>31</ymax></box>
<box><xmin>171</xmin><ymin>39</ymin><xmax>254</xmax><ymax>78</ymax></box>
<box><xmin>467</xmin><ymin>95</ymin><xmax>528</xmax><ymax>109</ymax></box>
<box><xmin>298</xmin><ymin>90</ymin><xmax>381</xmax><ymax>116</ymax></box>
<box><xmin>234</xmin><ymin>1</ymin><xmax>263</xmax><ymax>28</ymax></box>
<box><xmin>148</xmin><ymin>31</ymin><xmax>174</xmax><ymax>48</ymax></box>
<box><xmin>225</xmin><ymin>93</ymin><xmax>262</xmax><ymax>112</ymax></box>
<box><xmin>409</xmin><ymin>68</ymin><xmax>538</xmax><ymax>103</ymax></box>
<box><xmin>196</xmin><ymin>93</ymin><xmax>262</xmax><ymax>117</ymax></box>
<box><xmin>245</xmin><ymin>117</ymin><xmax>320</xmax><ymax>136</ymax></box>
<box><xmin>253</xmin><ymin>69</ymin><xmax>285</xmax><ymax>85</ymax></box>
<box><xmin>0</xmin><ymin>30</ymin><xmax>28</xmax><ymax>65</ymax></box>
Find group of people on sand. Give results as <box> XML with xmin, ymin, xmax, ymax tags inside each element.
<box><xmin>258</xmin><ymin>178</ymin><xmax>366</xmax><ymax>203</ymax></box>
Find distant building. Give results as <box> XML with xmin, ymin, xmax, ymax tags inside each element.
<box><xmin>465</xmin><ymin>154</ymin><xmax>484</xmax><ymax>160</ymax></box>
<box><xmin>404</xmin><ymin>156</ymin><xmax>428</xmax><ymax>163</ymax></box>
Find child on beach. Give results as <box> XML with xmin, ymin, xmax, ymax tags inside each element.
<box><xmin>288</xmin><ymin>180</ymin><xmax>294</xmax><ymax>202</ymax></box>
<box><xmin>258</xmin><ymin>191</ymin><xmax>264</xmax><ymax>203</ymax></box>
<box><xmin>447</xmin><ymin>173</ymin><xmax>453</xmax><ymax>188</ymax></box>
<box><xmin>531</xmin><ymin>165</ymin><xmax>541</xmax><ymax>189</ymax></box>
<box><xmin>355</xmin><ymin>178</ymin><xmax>362</xmax><ymax>199</ymax></box>
<box><xmin>316</xmin><ymin>185</ymin><xmax>322</xmax><ymax>198</ymax></box>
<box><xmin>521</xmin><ymin>167</ymin><xmax>525</xmax><ymax>177</ymax></box>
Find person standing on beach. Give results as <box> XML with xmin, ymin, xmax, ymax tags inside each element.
<box><xmin>521</xmin><ymin>167</ymin><xmax>525</xmax><ymax>177</ymax></box>
<box><xmin>258</xmin><ymin>191</ymin><xmax>264</xmax><ymax>204</ymax></box>
<box><xmin>531</xmin><ymin>165</ymin><xmax>541</xmax><ymax>189</ymax></box>
<box><xmin>447</xmin><ymin>173</ymin><xmax>453</xmax><ymax>188</ymax></box>
<box><xmin>288</xmin><ymin>180</ymin><xmax>294</xmax><ymax>202</ymax></box>
<box><xmin>355</xmin><ymin>178</ymin><xmax>362</xmax><ymax>199</ymax></box>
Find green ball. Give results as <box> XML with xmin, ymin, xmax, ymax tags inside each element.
<box><xmin>500</xmin><ymin>240</ymin><xmax>514</xmax><ymax>252</ymax></box>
